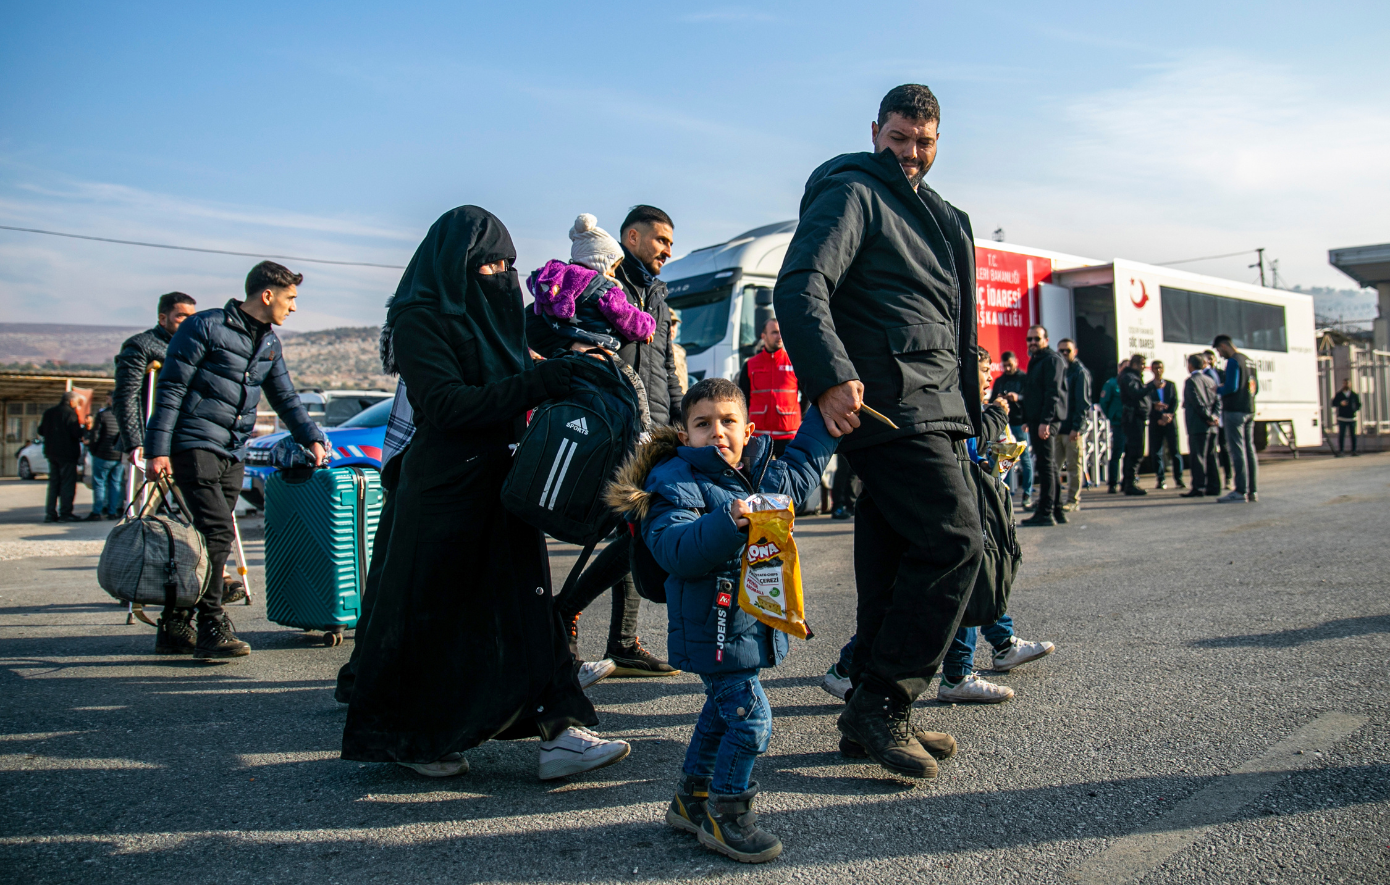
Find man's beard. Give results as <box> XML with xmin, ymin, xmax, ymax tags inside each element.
<box><xmin>905</xmin><ymin>164</ymin><xmax>926</xmax><ymax>188</ymax></box>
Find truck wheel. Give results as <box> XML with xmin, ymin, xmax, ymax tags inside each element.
<box><xmin>18</xmin><ymin>458</ymin><xmax>34</xmax><ymax>480</ymax></box>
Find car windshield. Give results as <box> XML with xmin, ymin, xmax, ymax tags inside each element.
<box><xmin>336</xmin><ymin>399</ymin><xmax>392</xmax><ymax>428</ymax></box>
<box><xmin>324</xmin><ymin>396</ymin><xmax>388</xmax><ymax>426</ymax></box>
<box><xmin>669</xmin><ymin>288</ymin><xmax>733</xmax><ymax>356</ymax></box>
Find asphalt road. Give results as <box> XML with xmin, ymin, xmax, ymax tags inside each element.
<box><xmin>1</xmin><ymin>452</ymin><xmax>1387</xmax><ymax>884</ymax></box>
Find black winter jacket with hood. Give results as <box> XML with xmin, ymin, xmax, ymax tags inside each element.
<box><xmin>112</xmin><ymin>324</ymin><xmax>173</xmax><ymax>452</ymax></box>
<box><xmin>773</xmin><ymin>149</ymin><xmax>980</xmax><ymax>452</ymax></box>
<box><xmin>1022</xmin><ymin>346</ymin><xmax>1067</xmax><ymax>430</ymax></box>
<box><xmin>145</xmin><ymin>301</ymin><xmax>325</xmax><ymax>460</ymax></box>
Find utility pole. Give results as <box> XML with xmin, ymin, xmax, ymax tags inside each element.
<box><xmin>1249</xmin><ymin>247</ymin><xmax>1266</xmax><ymax>287</ymax></box>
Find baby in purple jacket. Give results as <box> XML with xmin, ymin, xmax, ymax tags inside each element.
<box><xmin>527</xmin><ymin>214</ymin><xmax>656</xmax><ymax>429</ymax></box>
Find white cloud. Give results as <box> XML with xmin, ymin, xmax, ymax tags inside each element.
<box><xmin>946</xmin><ymin>53</ymin><xmax>1390</xmax><ymax>292</ymax></box>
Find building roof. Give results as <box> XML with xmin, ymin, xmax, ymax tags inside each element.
<box><xmin>0</xmin><ymin>371</ymin><xmax>115</xmax><ymax>403</ymax></box>
<box><xmin>1329</xmin><ymin>243</ymin><xmax>1390</xmax><ymax>288</ymax></box>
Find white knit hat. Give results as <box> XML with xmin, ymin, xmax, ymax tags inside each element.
<box><xmin>569</xmin><ymin>214</ymin><xmax>624</xmax><ymax>274</ymax></box>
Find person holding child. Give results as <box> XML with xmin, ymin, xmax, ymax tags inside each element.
<box><xmin>606</xmin><ymin>378</ymin><xmax>837</xmax><ymax>863</ymax></box>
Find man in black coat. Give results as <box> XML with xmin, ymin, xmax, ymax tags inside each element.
<box><xmin>1146</xmin><ymin>360</ymin><xmax>1183</xmax><ymax>489</ymax></box>
<box><xmin>147</xmin><ymin>261</ymin><xmax>326</xmax><ymax>659</ymax></box>
<box><xmin>85</xmin><ymin>393</ymin><xmax>125</xmax><ymax>520</ymax></box>
<box><xmin>1331</xmin><ymin>379</ymin><xmax>1362</xmax><ymax>456</ymax></box>
<box><xmin>113</xmin><ymin>292</ymin><xmax>198</xmax><ymax>465</ymax></box>
<box><xmin>1058</xmin><ymin>338</ymin><xmax>1091</xmax><ymax>511</ymax></box>
<box><xmin>1020</xmin><ymin>326</ymin><xmax>1068</xmax><ymax>526</ymax></box>
<box><xmin>1182</xmin><ymin>353</ymin><xmax>1221</xmax><ymax>497</ymax></box>
<box><xmin>615</xmin><ymin>205</ymin><xmax>684</xmax><ymax>426</ymax></box>
<box><xmin>990</xmin><ymin>351</ymin><xmax>1033</xmax><ymax>507</ymax></box>
<box><xmin>38</xmin><ymin>392</ymin><xmax>86</xmax><ymax>523</ymax></box>
<box><xmin>774</xmin><ymin>84</ymin><xmax>982</xmax><ymax>780</ymax></box>
<box><xmin>1117</xmin><ymin>354</ymin><xmax>1151</xmax><ymax>495</ymax></box>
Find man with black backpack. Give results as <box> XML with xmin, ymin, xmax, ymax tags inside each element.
<box><xmin>146</xmin><ymin>261</ymin><xmax>326</xmax><ymax>659</ymax></box>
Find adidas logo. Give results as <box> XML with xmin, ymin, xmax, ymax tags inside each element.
<box><xmin>565</xmin><ymin>417</ymin><xmax>589</xmax><ymax>435</ymax></box>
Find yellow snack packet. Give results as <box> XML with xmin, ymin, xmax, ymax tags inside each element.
<box><xmin>738</xmin><ymin>493</ymin><xmax>812</xmax><ymax>640</ymax></box>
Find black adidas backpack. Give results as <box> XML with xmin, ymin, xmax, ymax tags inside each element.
<box><xmin>502</xmin><ymin>350</ymin><xmax>641</xmax><ymax>548</ymax></box>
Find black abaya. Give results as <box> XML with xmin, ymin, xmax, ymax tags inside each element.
<box><xmin>342</xmin><ymin>208</ymin><xmax>596</xmax><ymax>764</ymax></box>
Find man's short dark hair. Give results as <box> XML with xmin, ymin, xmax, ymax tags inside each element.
<box><xmin>157</xmin><ymin>291</ymin><xmax>196</xmax><ymax>316</ymax></box>
<box><xmin>878</xmin><ymin>84</ymin><xmax>940</xmax><ymax>127</ymax></box>
<box><xmin>1151</xmin><ymin>360</ymin><xmax>1164</xmax><ymax>368</ymax></box>
<box><xmin>1188</xmin><ymin>354</ymin><xmax>1205</xmax><ymax>370</ymax></box>
<box><xmin>620</xmin><ymin>205</ymin><xmax>673</xmax><ymax>235</ymax></box>
<box><xmin>1058</xmin><ymin>338</ymin><xmax>1076</xmax><ymax>349</ymax></box>
<box><xmin>1212</xmin><ymin>334</ymin><xmax>1233</xmax><ymax>349</ymax></box>
<box><xmin>1128</xmin><ymin>353</ymin><xmax>1147</xmax><ymax>369</ymax></box>
<box><xmin>680</xmin><ymin>377</ymin><xmax>746</xmax><ymax>425</ymax></box>
<box><xmin>761</xmin><ymin>316</ymin><xmax>779</xmax><ymax>334</ymax></box>
<box><xmin>1000</xmin><ymin>350</ymin><xmax>1016</xmax><ymax>362</ymax></box>
<box><xmin>245</xmin><ymin>261</ymin><xmax>303</xmax><ymax>298</ymax></box>
<box><xmin>1029</xmin><ymin>324</ymin><xmax>1048</xmax><ymax>338</ymax></box>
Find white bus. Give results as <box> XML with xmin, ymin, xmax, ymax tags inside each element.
<box><xmin>662</xmin><ymin>225</ymin><xmax>1320</xmax><ymax>451</ymax></box>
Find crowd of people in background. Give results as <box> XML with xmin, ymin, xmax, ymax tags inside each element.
<box><xmin>27</xmin><ymin>80</ymin><xmax>1371</xmax><ymax>869</ymax></box>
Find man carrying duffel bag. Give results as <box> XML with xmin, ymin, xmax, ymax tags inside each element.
<box><xmin>145</xmin><ymin>262</ymin><xmax>326</xmax><ymax>659</ymax></box>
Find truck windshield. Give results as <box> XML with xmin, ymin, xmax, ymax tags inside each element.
<box><xmin>669</xmin><ymin>287</ymin><xmax>733</xmax><ymax>356</ymax></box>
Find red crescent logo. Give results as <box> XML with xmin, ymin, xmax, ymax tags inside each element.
<box><xmin>1130</xmin><ymin>279</ymin><xmax>1150</xmax><ymax>309</ymax></box>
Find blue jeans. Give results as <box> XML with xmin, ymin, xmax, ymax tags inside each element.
<box><xmin>1005</xmin><ymin>424</ymin><xmax>1034</xmax><ymax>498</ymax></box>
<box><xmin>1224</xmin><ymin>411</ymin><xmax>1257</xmax><ymax>495</ymax></box>
<box><xmin>942</xmin><ymin>614</ymin><xmax>1016</xmax><ymax>682</ymax></box>
<box><xmin>683</xmin><ymin>669</ymin><xmax>771</xmax><ymax>795</ymax></box>
<box><xmin>90</xmin><ymin>456</ymin><xmax>124</xmax><ymax>516</ymax></box>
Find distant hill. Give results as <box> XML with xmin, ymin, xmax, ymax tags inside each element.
<box><xmin>0</xmin><ymin>322</ymin><xmax>392</xmax><ymax>390</ymax></box>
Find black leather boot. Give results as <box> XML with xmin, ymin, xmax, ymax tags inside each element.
<box><xmin>665</xmin><ymin>773</ymin><xmax>712</xmax><ymax>835</ymax></box>
<box><xmin>155</xmin><ymin>608</ymin><xmax>197</xmax><ymax>655</ymax></box>
<box><xmin>194</xmin><ymin>613</ymin><xmax>251</xmax><ymax>659</ymax></box>
<box><xmin>698</xmin><ymin>783</ymin><xmax>782</xmax><ymax>863</ymax></box>
<box><xmin>840</xmin><ymin>728</ymin><xmax>957</xmax><ymax>761</ymax></box>
<box><xmin>837</xmin><ymin>687</ymin><xmax>938</xmax><ymax>779</ymax></box>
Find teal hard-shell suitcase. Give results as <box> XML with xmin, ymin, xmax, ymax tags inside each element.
<box><xmin>264</xmin><ymin>466</ymin><xmax>383</xmax><ymax>644</ymax></box>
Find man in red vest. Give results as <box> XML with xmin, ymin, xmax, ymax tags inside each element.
<box><xmin>737</xmin><ymin>318</ymin><xmax>805</xmax><ymax>457</ymax></box>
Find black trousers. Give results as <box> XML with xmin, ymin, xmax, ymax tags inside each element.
<box><xmin>170</xmin><ymin>449</ymin><xmax>243</xmax><ymax>619</ymax></box>
<box><xmin>1107</xmin><ymin>421</ymin><xmax>1125</xmax><ymax>490</ymax></box>
<box><xmin>337</xmin><ymin>486</ymin><xmax>397</xmax><ymax>703</ymax></box>
<box><xmin>1122</xmin><ymin>417</ymin><xmax>1147</xmax><ymax>489</ymax></box>
<box><xmin>846</xmin><ymin>432</ymin><xmax>983</xmax><ymax>704</ymax></box>
<box><xmin>1216</xmin><ymin>426</ymin><xmax>1232</xmax><ymax>484</ymax></box>
<box><xmin>45</xmin><ymin>459</ymin><xmax>78</xmax><ymax>519</ymax></box>
<box><xmin>832</xmin><ymin>456</ymin><xmax>860</xmax><ymax>513</ymax></box>
<box><xmin>1187</xmin><ymin>431</ymin><xmax>1220</xmax><ymax>495</ymax></box>
<box><xmin>554</xmin><ymin>533</ymin><xmax>641</xmax><ymax>654</ymax></box>
<box><xmin>1338</xmin><ymin>421</ymin><xmax>1357</xmax><ymax>453</ymax></box>
<box><xmin>1149</xmin><ymin>421</ymin><xmax>1182</xmax><ymax>483</ymax></box>
<box><xmin>1028</xmin><ymin>426</ymin><xmax>1062</xmax><ymax>516</ymax></box>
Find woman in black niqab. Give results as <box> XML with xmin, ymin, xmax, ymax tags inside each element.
<box><xmin>343</xmin><ymin>206</ymin><xmax>630</xmax><ymax>777</ymax></box>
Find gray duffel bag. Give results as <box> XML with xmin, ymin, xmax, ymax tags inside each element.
<box><xmin>98</xmin><ymin>475</ymin><xmax>210</xmax><ymax>609</ymax></box>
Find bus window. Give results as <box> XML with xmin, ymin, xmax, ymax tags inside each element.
<box><xmin>1161</xmin><ymin>286</ymin><xmax>1287</xmax><ymax>352</ymax></box>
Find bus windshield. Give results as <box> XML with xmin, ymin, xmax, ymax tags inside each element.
<box><xmin>669</xmin><ymin>287</ymin><xmax>734</xmax><ymax>356</ymax></box>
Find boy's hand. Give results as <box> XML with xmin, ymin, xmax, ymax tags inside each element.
<box><xmin>729</xmin><ymin>498</ymin><xmax>752</xmax><ymax>528</ymax></box>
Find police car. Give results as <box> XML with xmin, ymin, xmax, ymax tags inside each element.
<box><xmin>240</xmin><ymin>398</ymin><xmax>389</xmax><ymax>510</ymax></box>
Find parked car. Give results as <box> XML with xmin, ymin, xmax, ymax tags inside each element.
<box><xmin>297</xmin><ymin>389</ymin><xmax>394</xmax><ymax>428</ymax></box>
<box><xmin>16</xmin><ymin>439</ymin><xmax>86</xmax><ymax>482</ymax></box>
<box><xmin>240</xmin><ymin>398</ymin><xmax>390</xmax><ymax>510</ymax></box>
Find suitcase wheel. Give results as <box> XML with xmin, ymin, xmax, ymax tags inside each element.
<box><xmin>322</xmin><ymin>630</ymin><xmax>344</xmax><ymax>648</ymax></box>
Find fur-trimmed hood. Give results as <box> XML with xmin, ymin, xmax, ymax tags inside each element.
<box><xmin>604</xmin><ymin>424</ymin><xmax>683</xmax><ymax>520</ymax></box>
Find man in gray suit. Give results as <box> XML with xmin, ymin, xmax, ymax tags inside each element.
<box><xmin>1182</xmin><ymin>353</ymin><xmax>1221</xmax><ymax>497</ymax></box>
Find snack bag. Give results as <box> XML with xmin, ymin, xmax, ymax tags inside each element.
<box><xmin>988</xmin><ymin>426</ymin><xmax>1028</xmax><ymax>477</ymax></box>
<box><xmin>738</xmin><ymin>493</ymin><xmax>811</xmax><ymax>640</ymax></box>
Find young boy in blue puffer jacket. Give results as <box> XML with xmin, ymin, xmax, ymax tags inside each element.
<box><xmin>605</xmin><ymin>377</ymin><xmax>835</xmax><ymax>864</ymax></box>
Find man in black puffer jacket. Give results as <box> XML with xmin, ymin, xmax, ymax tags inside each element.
<box><xmin>774</xmin><ymin>84</ymin><xmax>983</xmax><ymax>780</ymax></box>
<box><xmin>113</xmin><ymin>292</ymin><xmax>199</xmax><ymax>463</ymax></box>
<box><xmin>146</xmin><ymin>261</ymin><xmax>326</xmax><ymax>659</ymax></box>
<box><xmin>1020</xmin><ymin>326</ymin><xmax>1068</xmax><ymax>527</ymax></box>
<box><xmin>614</xmin><ymin>205</ymin><xmax>684</xmax><ymax>427</ymax></box>
<box><xmin>1117</xmin><ymin>354</ymin><xmax>1152</xmax><ymax>496</ymax></box>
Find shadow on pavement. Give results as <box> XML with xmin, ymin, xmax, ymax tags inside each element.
<box><xmin>1192</xmin><ymin>614</ymin><xmax>1390</xmax><ymax>648</ymax></box>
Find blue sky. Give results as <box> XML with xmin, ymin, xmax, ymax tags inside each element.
<box><xmin>2</xmin><ymin>1</ymin><xmax>1386</xmax><ymax>329</ymax></box>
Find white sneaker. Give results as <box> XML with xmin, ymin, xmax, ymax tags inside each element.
<box><xmin>578</xmin><ymin>659</ymin><xmax>616</xmax><ymax>689</ymax></box>
<box><xmin>1247</xmin><ymin>492</ymin><xmax>1258</xmax><ymax>503</ymax></box>
<box><xmin>538</xmin><ymin>726</ymin><xmax>631</xmax><ymax>781</ymax></box>
<box><xmin>992</xmin><ymin>637</ymin><xmax>1055</xmax><ymax>671</ymax></box>
<box><xmin>821</xmin><ymin>662</ymin><xmax>851</xmax><ymax>701</ymax></box>
<box><xmin>937</xmin><ymin>673</ymin><xmax>1015</xmax><ymax>704</ymax></box>
<box><xmin>1217</xmin><ymin>490</ymin><xmax>1247</xmax><ymax>503</ymax></box>
<box><xmin>397</xmin><ymin>752</ymin><xmax>469</xmax><ymax>778</ymax></box>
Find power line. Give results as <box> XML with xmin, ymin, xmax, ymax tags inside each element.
<box><xmin>0</xmin><ymin>223</ymin><xmax>407</xmax><ymax>269</ymax></box>
<box><xmin>1154</xmin><ymin>248</ymin><xmax>1261</xmax><ymax>267</ymax></box>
